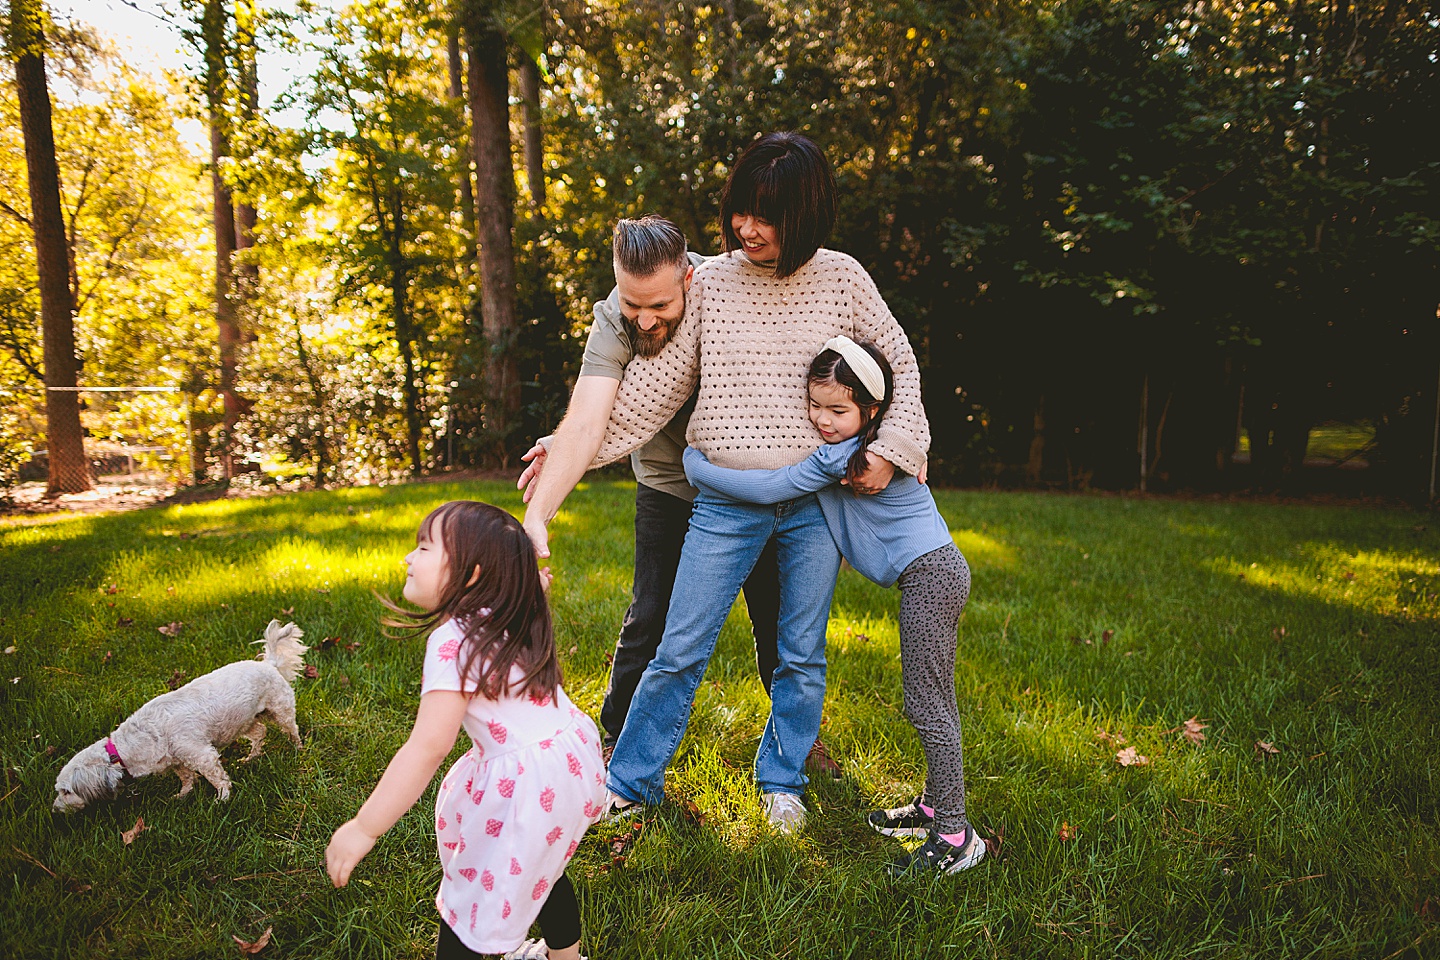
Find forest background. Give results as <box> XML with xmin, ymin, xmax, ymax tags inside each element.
<box><xmin>2</xmin><ymin>0</ymin><xmax>1438</xmax><ymax>501</ymax></box>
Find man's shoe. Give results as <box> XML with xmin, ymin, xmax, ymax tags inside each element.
<box><xmin>886</xmin><ymin>827</ymin><xmax>986</xmax><ymax>876</ymax></box>
<box><xmin>599</xmin><ymin>789</ymin><xmax>644</xmax><ymax>823</ymax></box>
<box><xmin>866</xmin><ymin>797</ymin><xmax>934</xmax><ymax>838</ymax></box>
<box><xmin>762</xmin><ymin>792</ymin><xmax>807</xmax><ymax>834</ymax></box>
<box><xmin>805</xmin><ymin>737</ymin><xmax>842</xmax><ymax>780</ymax></box>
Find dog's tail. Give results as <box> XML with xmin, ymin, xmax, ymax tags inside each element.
<box><xmin>253</xmin><ymin>620</ymin><xmax>310</xmax><ymax>683</ymax></box>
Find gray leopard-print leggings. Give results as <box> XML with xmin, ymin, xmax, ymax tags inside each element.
<box><xmin>897</xmin><ymin>542</ymin><xmax>971</xmax><ymax>834</ymax></box>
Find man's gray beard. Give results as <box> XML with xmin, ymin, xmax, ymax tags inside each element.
<box><xmin>625</xmin><ymin>290</ymin><xmax>686</xmax><ymax>358</ymax></box>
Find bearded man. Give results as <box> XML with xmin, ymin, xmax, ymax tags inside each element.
<box><xmin>519</xmin><ymin>216</ymin><xmax>838</xmax><ymax>776</ymax></box>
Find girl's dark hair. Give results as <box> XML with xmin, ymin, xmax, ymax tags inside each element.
<box><xmin>720</xmin><ymin>132</ymin><xmax>837</xmax><ymax>279</ymax></box>
<box><xmin>808</xmin><ymin>340</ymin><xmax>894</xmax><ymax>487</ymax></box>
<box><xmin>381</xmin><ymin>501</ymin><xmax>560</xmax><ymax>700</ymax></box>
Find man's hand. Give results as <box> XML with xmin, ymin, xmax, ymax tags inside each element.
<box><xmin>840</xmin><ymin>452</ymin><xmax>896</xmax><ymax>495</ymax></box>
<box><xmin>524</xmin><ymin>515</ymin><xmax>552</xmax><ymax>560</ymax></box>
<box><xmin>517</xmin><ymin>442</ymin><xmax>548</xmax><ymax>503</ymax></box>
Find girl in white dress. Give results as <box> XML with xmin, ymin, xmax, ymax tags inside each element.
<box><xmin>327</xmin><ymin>501</ymin><xmax>606</xmax><ymax>959</ymax></box>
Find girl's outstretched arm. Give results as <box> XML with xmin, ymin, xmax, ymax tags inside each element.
<box><xmin>683</xmin><ymin>440</ymin><xmax>857</xmax><ymax>504</ymax></box>
<box><xmin>326</xmin><ymin>690</ymin><xmax>468</xmax><ymax>887</ymax></box>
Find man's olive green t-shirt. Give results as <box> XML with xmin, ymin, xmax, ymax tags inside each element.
<box><xmin>577</xmin><ymin>252</ymin><xmax>706</xmax><ymax>502</ymax></box>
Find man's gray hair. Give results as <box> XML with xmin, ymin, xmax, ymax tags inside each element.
<box><xmin>613</xmin><ymin>216</ymin><xmax>688</xmax><ymax>277</ymax></box>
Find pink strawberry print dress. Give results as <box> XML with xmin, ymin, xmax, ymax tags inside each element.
<box><xmin>423</xmin><ymin>619</ymin><xmax>606</xmax><ymax>954</ymax></box>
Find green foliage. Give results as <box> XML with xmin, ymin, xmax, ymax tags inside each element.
<box><xmin>2</xmin><ymin>483</ymin><xmax>1438</xmax><ymax>956</ymax></box>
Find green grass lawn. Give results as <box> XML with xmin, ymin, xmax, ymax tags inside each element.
<box><xmin>2</xmin><ymin>481</ymin><xmax>1437</xmax><ymax>959</ymax></box>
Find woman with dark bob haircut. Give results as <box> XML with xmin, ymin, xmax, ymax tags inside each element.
<box><xmin>592</xmin><ymin>132</ymin><xmax>932</xmax><ymax>835</ymax></box>
<box><xmin>719</xmin><ymin>131</ymin><xmax>837</xmax><ymax>279</ymax></box>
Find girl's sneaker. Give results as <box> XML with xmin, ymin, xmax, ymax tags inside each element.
<box><xmin>866</xmin><ymin>797</ymin><xmax>934</xmax><ymax>838</ymax></box>
<box><xmin>502</xmin><ymin>939</ymin><xmax>590</xmax><ymax>960</ymax></box>
<box><xmin>886</xmin><ymin>827</ymin><xmax>986</xmax><ymax>877</ymax></box>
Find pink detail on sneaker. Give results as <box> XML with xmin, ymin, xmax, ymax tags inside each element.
<box><xmin>920</xmin><ymin>801</ymin><xmax>935</xmax><ymax>817</ymax></box>
<box><xmin>939</xmin><ymin>829</ymin><xmax>967</xmax><ymax>846</ymax></box>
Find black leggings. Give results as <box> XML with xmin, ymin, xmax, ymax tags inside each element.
<box><xmin>435</xmin><ymin>872</ymin><xmax>580</xmax><ymax>957</ymax></box>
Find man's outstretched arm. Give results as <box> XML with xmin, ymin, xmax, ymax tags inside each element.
<box><xmin>520</xmin><ymin>375</ymin><xmax>621</xmax><ymax>559</ymax></box>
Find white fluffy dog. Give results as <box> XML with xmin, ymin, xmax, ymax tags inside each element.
<box><xmin>53</xmin><ymin>620</ymin><xmax>309</xmax><ymax>812</ymax></box>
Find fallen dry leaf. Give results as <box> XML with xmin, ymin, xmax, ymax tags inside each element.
<box><xmin>157</xmin><ymin>621</ymin><xmax>184</xmax><ymax>637</ymax></box>
<box><xmin>982</xmin><ymin>824</ymin><xmax>1004</xmax><ymax>859</ymax></box>
<box><xmin>279</xmin><ymin>606</ymin><xmax>294</xmax><ymax>617</ymax></box>
<box><xmin>1181</xmin><ymin>717</ymin><xmax>1209</xmax><ymax>746</ymax></box>
<box><xmin>1255</xmin><ymin>740</ymin><xmax>1280</xmax><ymax>758</ymax></box>
<box><xmin>3</xmin><ymin>646</ymin><xmax>14</xmax><ymax>655</ymax></box>
<box><xmin>343</xmin><ymin>642</ymin><xmax>360</xmax><ymax>653</ymax></box>
<box><xmin>318</xmin><ymin>636</ymin><xmax>339</xmax><ymax>650</ymax></box>
<box><xmin>167</xmin><ymin>670</ymin><xmax>187</xmax><ymax>690</ymax></box>
<box><xmin>104</xmin><ymin>585</ymin><xmax>119</xmax><ymax>595</ymax></box>
<box><xmin>233</xmin><ymin>927</ymin><xmax>273</xmax><ymax>955</ymax></box>
<box><xmin>567</xmin><ymin>645</ymin><xmax>578</xmax><ymax>656</ymax></box>
<box><xmin>121</xmin><ymin>817</ymin><xmax>146</xmax><ymax>845</ymax></box>
<box><xmin>166</xmin><ymin>586</ymin><xmax>176</xmax><ymax>595</ymax></box>
<box><xmin>102</xmin><ymin>651</ymin><xmax>113</xmax><ymax>663</ymax></box>
<box><xmin>117</xmin><ymin>617</ymin><xmax>134</xmax><ymax>627</ymax></box>
<box><xmin>1116</xmin><ymin>747</ymin><xmax>1150</xmax><ymax>767</ymax></box>
<box><xmin>303</xmin><ymin>664</ymin><xmax>319</xmax><ymax>680</ymax></box>
<box><xmin>1101</xmin><ymin>629</ymin><xmax>1115</xmax><ymax>644</ymax></box>
<box><xmin>1096</xmin><ymin>729</ymin><xmax>1127</xmax><ymax>746</ymax></box>
<box><xmin>1058</xmin><ymin>821</ymin><xmax>1076</xmax><ymax>842</ymax></box>
<box><xmin>1272</xmin><ymin>626</ymin><xmax>1287</xmax><ymax>640</ymax></box>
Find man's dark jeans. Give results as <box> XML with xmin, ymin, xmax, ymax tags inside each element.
<box><xmin>599</xmin><ymin>482</ymin><xmax>781</xmax><ymax>745</ymax></box>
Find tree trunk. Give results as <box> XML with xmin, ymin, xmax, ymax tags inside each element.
<box><xmin>1026</xmin><ymin>394</ymin><xmax>1046</xmax><ymax>484</ymax></box>
<box><xmin>203</xmin><ymin>0</ymin><xmax>241</xmax><ymax>480</ymax></box>
<box><xmin>233</xmin><ymin>0</ymin><xmax>259</xmax><ymax>313</ymax></box>
<box><xmin>463</xmin><ymin>0</ymin><xmax>520</xmax><ymax>459</ymax></box>
<box><xmin>9</xmin><ymin>0</ymin><xmax>90</xmax><ymax>494</ymax></box>
<box><xmin>447</xmin><ymin>28</ymin><xmax>479</xmax><ymax>265</ymax></box>
<box><xmin>517</xmin><ymin>53</ymin><xmax>545</xmax><ymax>210</ymax></box>
<box><xmin>387</xmin><ymin>186</ymin><xmax>424</xmax><ymax>476</ymax></box>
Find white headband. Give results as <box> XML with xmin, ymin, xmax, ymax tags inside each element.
<box><xmin>822</xmin><ymin>336</ymin><xmax>886</xmax><ymax>401</ymax></box>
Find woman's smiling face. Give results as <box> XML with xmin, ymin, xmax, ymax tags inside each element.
<box><xmin>731</xmin><ymin>212</ymin><xmax>779</xmax><ymax>264</ymax></box>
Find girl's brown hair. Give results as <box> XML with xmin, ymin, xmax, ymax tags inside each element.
<box><xmin>807</xmin><ymin>340</ymin><xmax>894</xmax><ymax>487</ymax></box>
<box><xmin>381</xmin><ymin>501</ymin><xmax>560</xmax><ymax>700</ymax></box>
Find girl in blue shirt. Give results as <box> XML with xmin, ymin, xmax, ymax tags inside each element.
<box><xmin>683</xmin><ymin>336</ymin><xmax>984</xmax><ymax>876</ymax></box>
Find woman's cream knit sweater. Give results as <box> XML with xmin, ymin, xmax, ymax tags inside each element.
<box><xmin>591</xmin><ymin>248</ymin><xmax>930</xmax><ymax>476</ymax></box>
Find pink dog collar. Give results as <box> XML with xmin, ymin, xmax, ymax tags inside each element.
<box><xmin>104</xmin><ymin>738</ymin><xmax>129</xmax><ymax>774</ymax></box>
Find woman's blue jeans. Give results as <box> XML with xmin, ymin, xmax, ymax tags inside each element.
<box><xmin>606</xmin><ymin>490</ymin><xmax>841</xmax><ymax>803</ymax></box>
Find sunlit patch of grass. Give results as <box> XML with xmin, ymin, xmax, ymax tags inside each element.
<box><xmin>2</xmin><ymin>483</ymin><xmax>1438</xmax><ymax>958</ymax></box>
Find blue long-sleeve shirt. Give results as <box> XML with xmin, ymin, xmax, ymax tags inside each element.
<box><xmin>683</xmin><ymin>441</ymin><xmax>955</xmax><ymax>588</ymax></box>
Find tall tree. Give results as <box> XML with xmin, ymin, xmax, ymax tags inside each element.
<box><xmin>200</xmin><ymin>0</ymin><xmax>243</xmax><ymax>479</ymax></box>
<box><xmin>460</xmin><ymin>0</ymin><xmax>520</xmax><ymax>460</ymax></box>
<box><xmin>5</xmin><ymin>0</ymin><xmax>90</xmax><ymax>494</ymax></box>
<box><xmin>517</xmin><ymin>52</ymin><xmax>544</xmax><ymax>210</ymax></box>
